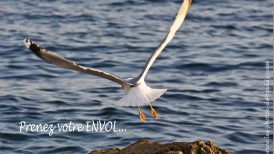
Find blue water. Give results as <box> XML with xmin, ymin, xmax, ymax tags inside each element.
<box><xmin>0</xmin><ymin>0</ymin><xmax>273</xmax><ymax>153</ymax></box>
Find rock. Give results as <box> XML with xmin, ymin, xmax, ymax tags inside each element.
<box><xmin>89</xmin><ymin>139</ymin><xmax>231</xmax><ymax>154</ymax></box>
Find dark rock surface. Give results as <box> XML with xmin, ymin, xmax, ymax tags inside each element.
<box><xmin>89</xmin><ymin>138</ymin><xmax>231</xmax><ymax>154</ymax></box>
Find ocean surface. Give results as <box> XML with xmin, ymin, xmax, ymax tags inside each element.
<box><xmin>0</xmin><ymin>0</ymin><xmax>273</xmax><ymax>153</ymax></box>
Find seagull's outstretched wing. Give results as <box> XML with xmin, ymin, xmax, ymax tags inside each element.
<box><xmin>24</xmin><ymin>39</ymin><xmax>131</xmax><ymax>86</ymax></box>
<box><xmin>136</xmin><ymin>0</ymin><xmax>192</xmax><ymax>82</ymax></box>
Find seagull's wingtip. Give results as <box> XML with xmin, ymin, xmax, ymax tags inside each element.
<box><xmin>24</xmin><ymin>38</ymin><xmax>32</xmax><ymax>49</ymax></box>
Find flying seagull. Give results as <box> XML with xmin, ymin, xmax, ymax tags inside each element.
<box><xmin>24</xmin><ymin>0</ymin><xmax>192</xmax><ymax>122</ymax></box>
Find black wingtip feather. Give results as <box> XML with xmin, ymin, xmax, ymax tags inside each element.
<box><xmin>24</xmin><ymin>38</ymin><xmax>43</xmax><ymax>58</ymax></box>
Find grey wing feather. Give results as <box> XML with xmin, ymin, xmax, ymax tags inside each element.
<box><xmin>136</xmin><ymin>0</ymin><xmax>192</xmax><ymax>82</ymax></box>
<box><xmin>24</xmin><ymin>38</ymin><xmax>131</xmax><ymax>86</ymax></box>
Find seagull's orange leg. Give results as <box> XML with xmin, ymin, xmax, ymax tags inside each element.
<box><xmin>149</xmin><ymin>102</ymin><xmax>158</xmax><ymax>119</ymax></box>
<box><xmin>138</xmin><ymin>105</ymin><xmax>146</xmax><ymax>122</ymax></box>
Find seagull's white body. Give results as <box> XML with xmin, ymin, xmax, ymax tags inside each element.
<box><xmin>24</xmin><ymin>0</ymin><xmax>192</xmax><ymax>107</ymax></box>
<box><xmin>120</xmin><ymin>80</ymin><xmax>167</xmax><ymax>106</ymax></box>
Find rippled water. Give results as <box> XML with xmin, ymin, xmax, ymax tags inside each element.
<box><xmin>0</xmin><ymin>0</ymin><xmax>273</xmax><ymax>153</ymax></box>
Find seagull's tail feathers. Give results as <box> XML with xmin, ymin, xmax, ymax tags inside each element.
<box><xmin>118</xmin><ymin>82</ymin><xmax>167</xmax><ymax>106</ymax></box>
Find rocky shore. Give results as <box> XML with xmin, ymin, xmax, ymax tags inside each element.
<box><xmin>89</xmin><ymin>138</ymin><xmax>231</xmax><ymax>154</ymax></box>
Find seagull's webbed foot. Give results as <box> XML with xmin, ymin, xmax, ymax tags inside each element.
<box><xmin>149</xmin><ymin>102</ymin><xmax>158</xmax><ymax>119</ymax></box>
<box><xmin>138</xmin><ymin>105</ymin><xmax>146</xmax><ymax>122</ymax></box>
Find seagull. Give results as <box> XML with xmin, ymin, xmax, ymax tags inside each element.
<box><xmin>24</xmin><ymin>0</ymin><xmax>192</xmax><ymax>122</ymax></box>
